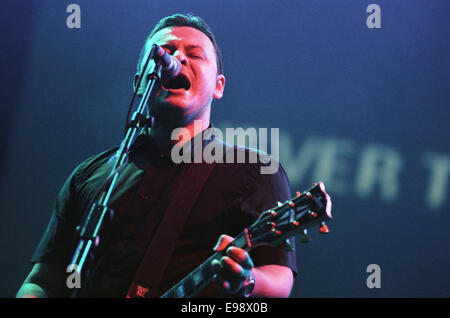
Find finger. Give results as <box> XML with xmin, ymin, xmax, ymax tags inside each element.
<box><xmin>221</xmin><ymin>256</ymin><xmax>249</xmax><ymax>280</ymax></box>
<box><xmin>213</xmin><ymin>274</ymin><xmax>231</xmax><ymax>295</ymax></box>
<box><xmin>213</xmin><ymin>234</ymin><xmax>234</xmax><ymax>252</ymax></box>
<box><xmin>226</xmin><ymin>247</ymin><xmax>254</xmax><ymax>269</ymax></box>
<box><xmin>211</xmin><ymin>259</ymin><xmax>223</xmax><ymax>274</ymax></box>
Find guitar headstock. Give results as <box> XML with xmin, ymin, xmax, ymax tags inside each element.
<box><xmin>244</xmin><ymin>182</ymin><xmax>332</xmax><ymax>250</ymax></box>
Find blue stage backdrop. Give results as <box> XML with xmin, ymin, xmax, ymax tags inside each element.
<box><xmin>1</xmin><ymin>0</ymin><xmax>449</xmax><ymax>297</ymax></box>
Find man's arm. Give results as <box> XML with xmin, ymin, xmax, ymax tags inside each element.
<box><xmin>16</xmin><ymin>263</ymin><xmax>69</xmax><ymax>298</ymax></box>
<box><xmin>252</xmin><ymin>265</ymin><xmax>293</xmax><ymax>298</ymax></box>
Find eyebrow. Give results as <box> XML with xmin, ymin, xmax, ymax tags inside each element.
<box><xmin>185</xmin><ymin>45</ymin><xmax>205</xmax><ymax>51</ymax></box>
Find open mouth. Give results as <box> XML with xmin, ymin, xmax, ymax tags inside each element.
<box><xmin>162</xmin><ymin>74</ymin><xmax>191</xmax><ymax>90</ymax></box>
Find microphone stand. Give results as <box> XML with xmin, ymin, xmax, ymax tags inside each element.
<box><xmin>70</xmin><ymin>45</ymin><xmax>162</xmax><ymax>297</ymax></box>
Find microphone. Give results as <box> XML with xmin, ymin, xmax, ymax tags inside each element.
<box><xmin>151</xmin><ymin>44</ymin><xmax>182</xmax><ymax>78</ymax></box>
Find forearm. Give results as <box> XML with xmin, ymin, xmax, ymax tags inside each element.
<box><xmin>251</xmin><ymin>265</ymin><xmax>294</xmax><ymax>298</ymax></box>
<box><xmin>16</xmin><ymin>283</ymin><xmax>49</xmax><ymax>298</ymax></box>
<box><xmin>17</xmin><ymin>263</ymin><xmax>68</xmax><ymax>298</ymax></box>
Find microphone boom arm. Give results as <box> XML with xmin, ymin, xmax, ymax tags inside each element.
<box><xmin>69</xmin><ymin>44</ymin><xmax>163</xmax><ymax>297</ymax></box>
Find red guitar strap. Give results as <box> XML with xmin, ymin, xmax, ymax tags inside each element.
<box><xmin>126</xmin><ymin>160</ymin><xmax>217</xmax><ymax>298</ymax></box>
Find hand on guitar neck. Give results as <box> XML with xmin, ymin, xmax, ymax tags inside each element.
<box><xmin>211</xmin><ymin>234</ymin><xmax>255</xmax><ymax>297</ymax></box>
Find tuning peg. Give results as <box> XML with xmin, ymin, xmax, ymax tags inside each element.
<box><xmin>301</xmin><ymin>229</ymin><xmax>311</xmax><ymax>243</ymax></box>
<box><xmin>271</xmin><ymin>229</ymin><xmax>282</xmax><ymax>237</ymax></box>
<box><xmin>283</xmin><ymin>239</ymin><xmax>295</xmax><ymax>251</ymax></box>
<box><xmin>268</xmin><ymin>222</ymin><xmax>277</xmax><ymax>231</ymax></box>
<box><xmin>319</xmin><ymin>222</ymin><xmax>330</xmax><ymax>234</ymax></box>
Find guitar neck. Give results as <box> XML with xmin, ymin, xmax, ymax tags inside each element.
<box><xmin>160</xmin><ymin>253</ymin><xmax>220</xmax><ymax>298</ymax></box>
<box><xmin>160</xmin><ymin>231</ymin><xmax>249</xmax><ymax>298</ymax></box>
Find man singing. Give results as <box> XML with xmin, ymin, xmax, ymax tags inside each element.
<box><xmin>17</xmin><ymin>14</ymin><xmax>297</xmax><ymax>298</ymax></box>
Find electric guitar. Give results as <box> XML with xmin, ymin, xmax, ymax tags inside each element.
<box><xmin>160</xmin><ymin>181</ymin><xmax>332</xmax><ymax>298</ymax></box>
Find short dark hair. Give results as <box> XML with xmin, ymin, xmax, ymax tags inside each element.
<box><xmin>137</xmin><ymin>13</ymin><xmax>224</xmax><ymax>75</ymax></box>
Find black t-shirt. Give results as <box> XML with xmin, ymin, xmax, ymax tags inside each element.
<box><xmin>31</xmin><ymin>132</ymin><xmax>298</xmax><ymax>297</ymax></box>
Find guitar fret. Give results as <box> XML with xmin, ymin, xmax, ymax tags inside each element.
<box><xmin>202</xmin><ymin>260</ymin><xmax>214</xmax><ymax>280</ymax></box>
<box><xmin>183</xmin><ymin>276</ymin><xmax>194</xmax><ymax>296</ymax></box>
<box><xmin>192</xmin><ymin>270</ymin><xmax>202</xmax><ymax>287</ymax></box>
<box><xmin>175</xmin><ymin>283</ymin><xmax>184</xmax><ymax>298</ymax></box>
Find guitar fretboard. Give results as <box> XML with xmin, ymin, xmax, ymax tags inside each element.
<box><xmin>160</xmin><ymin>252</ymin><xmax>220</xmax><ymax>298</ymax></box>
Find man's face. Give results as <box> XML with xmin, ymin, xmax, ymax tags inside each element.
<box><xmin>137</xmin><ymin>26</ymin><xmax>225</xmax><ymax>126</ymax></box>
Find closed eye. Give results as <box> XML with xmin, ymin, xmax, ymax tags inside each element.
<box><xmin>188</xmin><ymin>53</ymin><xmax>203</xmax><ymax>59</ymax></box>
<box><xmin>186</xmin><ymin>46</ymin><xmax>206</xmax><ymax>60</ymax></box>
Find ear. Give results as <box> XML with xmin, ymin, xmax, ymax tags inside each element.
<box><xmin>213</xmin><ymin>74</ymin><xmax>225</xmax><ymax>100</ymax></box>
<box><xmin>134</xmin><ymin>73</ymin><xmax>143</xmax><ymax>97</ymax></box>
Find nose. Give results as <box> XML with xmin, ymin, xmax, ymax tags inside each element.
<box><xmin>173</xmin><ymin>50</ymin><xmax>188</xmax><ymax>66</ymax></box>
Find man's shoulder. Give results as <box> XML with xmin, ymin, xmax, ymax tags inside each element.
<box><xmin>72</xmin><ymin>146</ymin><xmax>119</xmax><ymax>181</ymax></box>
<box><xmin>209</xmin><ymin>138</ymin><xmax>271</xmax><ymax>159</ymax></box>
<box><xmin>209</xmin><ymin>138</ymin><xmax>283</xmax><ymax>177</ymax></box>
